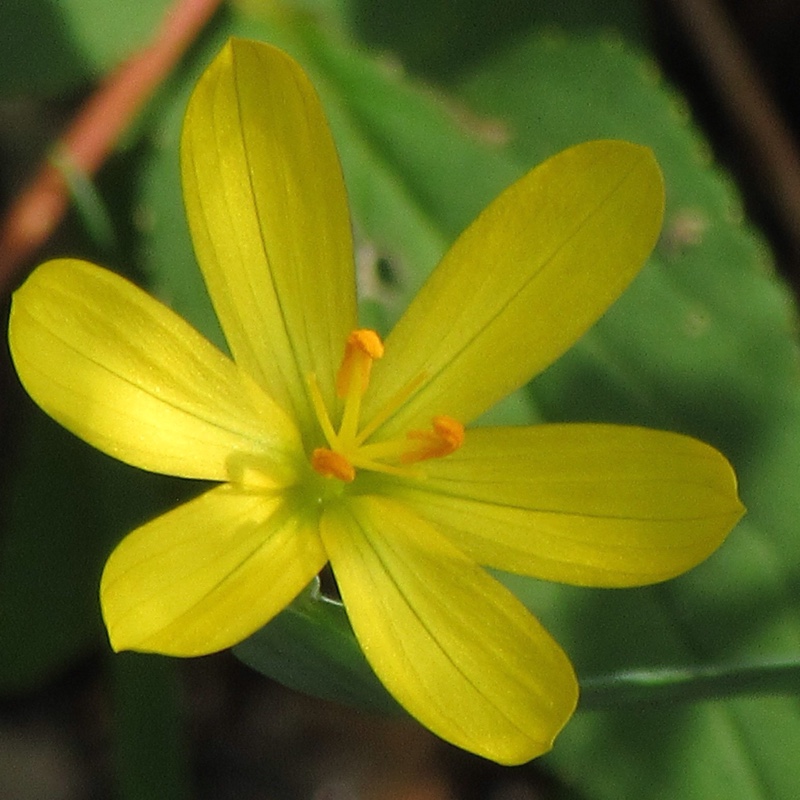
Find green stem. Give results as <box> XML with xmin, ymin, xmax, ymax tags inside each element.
<box><xmin>111</xmin><ymin>652</ymin><xmax>190</xmax><ymax>800</ymax></box>
<box><xmin>50</xmin><ymin>153</ymin><xmax>119</xmax><ymax>257</ymax></box>
<box><xmin>578</xmin><ymin>659</ymin><xmax>800</xmax><ymax>711</ymax></box>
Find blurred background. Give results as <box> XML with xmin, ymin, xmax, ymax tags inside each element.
<box><xmin>2</xmin><ymin>1</ymin><xmax>800</xmax><ymax>798</ymax></box>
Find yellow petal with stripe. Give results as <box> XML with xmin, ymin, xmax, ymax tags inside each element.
<box><xmin>320</xmin><ymin>495</ymin><xmax>577</xmax><ymax>764</ymax></box>
<box><xmin>364</xmin><ymin>141</ymin><xmax>664</xmax><ymax>437</ymax></box>
<box><xmin>395</xmin><ymin>425</ymin><xmax>743</xmax><ymax>586</ymax></box>
<box><xmin>182</xmin><ymin>38</ymin><xmax>357</xmax><ymax>433</ymax></box>
<box><xmin>101</xmin><ymin>484</ymin><xmax>327</xmax><ymax>655</ymax></box>
<box><xmin>8</xmin><ymin>259</ymin><xmax>300</xmax><ymax>483</ymax></box>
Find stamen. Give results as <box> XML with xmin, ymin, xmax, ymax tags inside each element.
<box><xmin>307</xmin><ymin>333</ymin><xmax>463</xmax><ymax>484</ymax></box>
<box><xmin>311</xmin><ymin>448</ymin><xmax>356</xmax><ymax>482</ymax></box>
<box><xmin>337</xmin><ymin>329</ymin><xmax>384</xmax><ymax>444</ymax></box>
<box><xmin>354</xmin><ymin>371</ymin><xmax>428</xmax><ymax>446</ymax></box>
<box><xmin>336</xmin><ymin>329</ymin><xmax>384</xmax><ymax>398</ymax></box>
<box><xmin>401</xmin><ymin>416</ymin><xmax>465</xmax><ymax>464</ymax></box>
<box><xmin>348</xmin><ymin>457</ymin><xmax>424</xmax><ymax>480</ymax></box>
<box><xmin>307</xmin><ymin>374</ymin><xmax>338</xmax><ymax>448</ymax></box>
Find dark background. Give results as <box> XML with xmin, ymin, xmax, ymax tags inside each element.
<box><xmin>2</xmin><ymin>1</ymin><xmax>800</xmax><ymax>797</ymax></box>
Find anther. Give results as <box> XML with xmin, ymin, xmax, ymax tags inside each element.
<box><xmin>311</xmin><ymin>448</ymin><xmax>356</xmax><ymax>482</ymax></box>
<box><xmin>336</xmin><ymin>329</ymin><xmax>384</xmax><ymax>398</ymax></box>
<box><xmin>401</xmin><ymin>416</ymin><xmax>465</xmax><ymax>464</ymax></box>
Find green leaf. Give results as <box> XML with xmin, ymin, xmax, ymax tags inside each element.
<box><xmin>460</xmin><ymin>33</ymin><xmax>800</xmax><ymax>797</ymax></box>
<box><xmin>0</xmin><ymin>397</ymin><xmax>184</xmax><ymax>692</ymax></box>
<box><xmin>234</xmin><ymin>580</ymin><xmax>402</xmax><ymax>716</ymax></box>
<box><xmin>0</xmin><ymin>0</ymin><xmax>172</xmax><ymax>96</ymax></box>
<box><xmin>350</xmin><ymin>0</ymin><xmax>646</xmax><ymax>80</ymax></box>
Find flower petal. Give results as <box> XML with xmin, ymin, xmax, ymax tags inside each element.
<box><xmin>101</xmin><ymin>484</ymin><xmax>327</xmax><ymax>656</ymax></box>
<box><xmin>181</xmin><ymin>38</ymin><xmax>357</xmax><ymax>431</ymax></box>
<box><xmin>8</xmin><ymin>259</ymin><xmax>300</xmax><ymax>483</ymax></box>
<box><xmin>364</xmin><ymin>141</ymin><xmax>664</xmax><ymax>436</ymax></box>
<box><xmin>394</xmin><ymin>425</ymin><xmax>744</xmax><ymax>586</ymax></box>
<box><xmin>320</xmin><ymin>495</ymin><xmax>577</xmax><ymax>764</ymax></box>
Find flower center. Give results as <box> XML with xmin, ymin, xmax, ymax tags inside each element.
<box><xmin>308</xmin><ymin>329</ymin><xmax>464</xmax><ymax>482</ymax></box>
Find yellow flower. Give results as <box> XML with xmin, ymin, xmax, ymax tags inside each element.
<box><xmin>7</xmin><ymin>38</ymin><xmax>743</xmax><ymax>764</ymax></box>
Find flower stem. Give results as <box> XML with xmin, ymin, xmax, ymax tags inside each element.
<box><xmin>578</xmin><ymin>659</ymin><xmax>800</xmax><ymax>711</ymax></box>
<box><xmin>0</xmin><ymin>0</ymin><xmax>223</xmax><ymax>294</ymax></box>
<box><xmin>111</xmin><ymin>652</ymin><xmax>190</xmax><ymax>800</ymax></box>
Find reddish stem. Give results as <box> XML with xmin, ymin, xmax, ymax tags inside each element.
<box><xmin>0</xmin><ymin>0</ymin><xmax>224</xmax><ymax>295</ymax></box>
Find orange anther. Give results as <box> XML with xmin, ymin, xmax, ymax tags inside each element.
<box><xmin>431</xmin><ymin>416</ymin><xmax>465</xmax><ymax>451</ymax></box>
<box><xmin>336</xmin><ymin>329</ymin><xmax>384</xmax><ymax>398</ymax></box>
<box><xmin>401</xmin><ymin>416</ymin><xmax>465</xmax><ymax>464</ymax></box>
<box><xmin>311</xmin><ymin>447</ymin><xmax>356</xmax><ymax>482</ymax></box>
